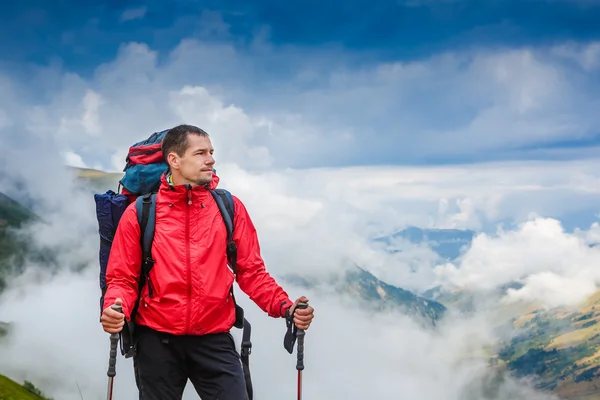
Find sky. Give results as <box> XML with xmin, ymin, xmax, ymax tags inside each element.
<box><xmin>1</xmin><ymin>1</ymin><xmax>600</xmax><ymax>399</ymax></box>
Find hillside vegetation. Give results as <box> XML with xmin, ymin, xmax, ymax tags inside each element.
<box><xmin>496</xmin><ymin>290</ymin><xmax>600</xmax><ymax>399</ymax></box>
<box><xmin>0</xmin><ymin>193</ymin><xmax>39</xmax><ymax>291</ymax></box>
<box><xmin>72</xmin><ymin>166</ymin><xmax>122</xmax><ymax>194</ymax></box>
<box><xmin>0</xmin><ymin>374</ymin><xmax>53</xmax><ymax>400</ymax></box>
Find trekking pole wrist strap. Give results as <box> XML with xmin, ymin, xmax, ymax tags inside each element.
<box><xmin>283</xmin><ymin>304</ymin><xmax>299</xmax><ymax>354</ymax></box>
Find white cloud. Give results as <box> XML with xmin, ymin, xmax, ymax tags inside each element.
<box><xmin>61</xmin><ymin>151</ymin><xmax>88</xmax><ymax>169</ymax></box>
<box><xmin>120</xmin><ymin>6</ymin><xmax>147</xmax><ymax>22</ymax></box>
<box><xmin>0</xmin><ymin>267</ymin><xmax>560</xmax><ymax>400</ymax></box>
<box><xmin>552</xmin><ymin>40</ymin><xmax>600</xmax><ymax>71</ymax></box>
<box><xmin>434</xmin><ymin>216</ymin><xmax>600</xmax><ymax>309</ymax></box>
<box><xmin>6</xmin><ymin>36</ymin><xmax>599</xmax><ymax>170</ymax></box>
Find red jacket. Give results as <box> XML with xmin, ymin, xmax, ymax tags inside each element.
<box><xmin>102</xmin><ymin>173</ymin><xmax>293</xmax><ymax>336</ymax></box>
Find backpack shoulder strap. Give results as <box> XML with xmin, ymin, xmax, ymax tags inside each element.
<box><xmin>136</xmin><ymin>193</ymin><xmax>157</xmax><ymax>270</ymax></box>
<box><xmin>209</xmin><ymin>188</ymin><xmax>237</xmax><ymax>273</ymax></box>
<box><xmin>120</xmin><ymin>192</ymin><xmax>157</xmax><ymax>359</ymax></box>
<box><xmin>135</xmin><ymin>192</ymin><xmax>157</xmax><ymax>297</ymax></box>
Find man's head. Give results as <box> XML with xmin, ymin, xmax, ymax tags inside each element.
<box><xmin>162</xmin><ymin>124</ymin><xmax>215</xmax><ymax>187</ymax></box>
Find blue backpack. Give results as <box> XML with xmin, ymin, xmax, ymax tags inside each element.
<box><xmin>93</xmin><ymin>130</ymin><xmax>253</xmax><ymax>399</ymax></box>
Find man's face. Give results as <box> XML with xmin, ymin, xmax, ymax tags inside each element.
<box><xmin>171</xmin><ymin>134</ymin><xmax>215</xmax><ymax>186</ymax></box>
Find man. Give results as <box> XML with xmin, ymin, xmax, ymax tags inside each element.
<box><xmin>100</xmin><ymin>124</ymin><xmax>314</xmax><ymax>400</ymax></box>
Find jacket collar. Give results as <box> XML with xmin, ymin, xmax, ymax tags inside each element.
<box><xmin>158</xmin><ymin>170</ymin><xmax>220</xmax><ymax>202</ymax></box>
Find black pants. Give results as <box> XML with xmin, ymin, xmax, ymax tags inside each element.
<box><xmin>133</xmin><ymin>325</ymin><xmax>249</xmax><ymax>400</ymax></box>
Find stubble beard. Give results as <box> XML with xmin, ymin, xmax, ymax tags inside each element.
<box><xmin>195</xmin><ymin>172</ymin><xmax>213</xmax><ymax>186</ymax></box>
<box><xmin>196</xmin><ymin>178</ymin><xmax>212</xmax><ymax>186</ymax></box>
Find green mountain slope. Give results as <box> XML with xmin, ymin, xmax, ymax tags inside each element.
<box><xmin>0</xmin><ymin>196</ymin><xmax>55</xmax><ymax>399</ymax></box>
<box><xmin>0</xmin><ymin>375</ymin><xmax>52</xmax><ymax>400</ymax></box>
<box><xmin>0</xmin><ymin>193</ymin><xmax>40</xmax><ymax>291</ymax></box>
<box><xmin>496</xmin><ymin>291</ymin><xmax>600</xmax><ymax>399</ymax></box>
<box><xmin>71</xmin><ymin>166</ymin><xmax>122</xmax><ymax>193</ymax></box>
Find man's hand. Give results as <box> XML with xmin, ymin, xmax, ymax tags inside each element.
<box><xmin>101</xmin><ymin>298</ymin><xmax>125</xmax><ymax>334</ymax></box>
<box><xmin>288</xmin><ymin>296</ymin><xmax>314</xmax><ymax>331</ymax></box>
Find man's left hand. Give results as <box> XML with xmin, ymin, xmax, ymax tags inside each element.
<box><xmin>288</xmin><ymin>296</ymin><xmax>314</xmax><ymax>331</ymax></box>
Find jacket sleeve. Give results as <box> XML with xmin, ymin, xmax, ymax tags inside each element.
<box><xmin>232</xmin><ymin>196</ymin><xmax>293</xmax><ymax>318</ymax></box>
<box><xmin>102</xmin><ymin>202</ymin><xmax>142</xmax><ymax>322</ymax></box>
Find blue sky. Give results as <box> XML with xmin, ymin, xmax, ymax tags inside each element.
<box><xmin>4</xmin><ymin>0</ymin><xmax>600</xmax><ymax>71</ymax></box>
<box><xmin>2</xmin><ymin>0</ymin><xmax>600</xmax><ymax>171</ymax></box>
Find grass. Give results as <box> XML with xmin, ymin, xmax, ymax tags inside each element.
<box><xmin>546</xmin><ymin>325</ymin><xmax>600</xmax><ymax>351</ymax></box>
<box><xmin>0</xmin><ymin>375</ymin><xmax>51</xmax><ymax>400</ymax></box>
<box><xmin>514</xmin><ymin>312</ymin><xmax>537</xmax><ymax>328</ymax></box>
<box><xmin>494</xmin><ymin>289</ymin><xmax>600</xmax><ymax>398</ymax></box>
<box><xmin>576</xmin><ymin>346</ymin><xmax>600</xmax><ymax>367</ymax></box>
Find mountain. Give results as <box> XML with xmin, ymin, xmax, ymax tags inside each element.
<box><xmin>495</xmin><ymin>290</ymin><xmax>600</xmax><ymax>400</ymax></box>
<box><xmin>0</xmin><ymin>374</ymin><xmax>53</xmax><ymax>399</ymax></box>
<box><xmin>0</xmin><ymin>192</ymin><xmax>39</xmax><ymax>229</ymax></box>
<box><xmin>0</xmin><ymin>322</ymin><xmax>10</xmax><ymax>337</ymax></box>
<box><xmin>0</xmin><ymin>192</ymin><xmax>40</xmax><ymax>291</ymax></box>
<box><xmin>374</xmin><ymin>226</ymin><xmax>476</xmax><ymax>261</ymax></box>
<box><xmin>344</xmin><ymin>266</ymin><xmax>447</xmax><ymax>324</ymax></box>
<box><xmin>284</xmin><ymin>266</ymin><xmax>447</xmax><ymax>326</ymax></box>
<box><xmin>71</xmin><ymin>166</ymin><xmax>123</xmax><ymax>194</ymax></box>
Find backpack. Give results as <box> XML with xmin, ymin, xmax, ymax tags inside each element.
<box><xmin>93</xmin><ymin>129</ymin><xmax>254</xmax><ymax>399</ymax></box>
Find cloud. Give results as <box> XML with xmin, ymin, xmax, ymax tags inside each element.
<box><xmin>120</xmin><ymin>6</ymin><xmax>147</xmax><ymax>22</ymax></box>
<box><xmin>61</xmin><ymin>151</ymin><xmax>88</xmax><ymax>169</ymax></box>
<box><xmin>4</xmin><ymin>33</ymin><xmax>600</xmax><ymax>170</ymax></box>
<box><xmin>552</xmin><ymin>40</ymin><xmax>600</xmax><ymax>71</ymax></box>
<box><xmin>433</xmin><ymin>216</ymin><xmax>600</xmax><ymax>309</ymax></box>
<box><xmin>0</xmin><ymin>263</ymin><xmax>561</xmax><ymax>400</ymax></box>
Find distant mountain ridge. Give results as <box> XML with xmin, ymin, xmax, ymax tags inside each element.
<box><xmin>283</xmin><ymin>265</ymin><xmax>447</xmax><ymax>326</ymax></box>
<box><xmin>374</xmin><ymin>225</ymin><xmax>476</xmax><ymax>260</ymax></box>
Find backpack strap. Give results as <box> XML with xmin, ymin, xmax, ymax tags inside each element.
<box><xmin>210</xmin><ymin>189</ymin><xmax>237</xmax><ymax>273</ymax></box>
<box><xmin>136</xmin><ymin>192</ymin><xmax>157</xmax><ymax>297</ymax></box>
<box><xmin>210</xmin><ymin>188</ymin><xmax>253</xmax><ymax>400</ymax></box>
<box><xmin>120</xmin><ymin>193</ymin><xmax>157</xmax><ymax>359</ymax></box>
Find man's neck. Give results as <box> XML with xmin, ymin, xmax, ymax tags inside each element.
<box><xmin>168</xmin><ymin>173</ymin><xmax>199</xmax><ymax>188</ymax></box>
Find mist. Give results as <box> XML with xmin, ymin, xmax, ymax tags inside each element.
<box><xmin>0</xmin><ymin>128</ymin><xmax>586</xmax><ymax>399</ymax></box>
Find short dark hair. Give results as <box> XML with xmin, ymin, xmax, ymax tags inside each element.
<box><xmin>162</xmin><ymin>124</ymin><xmax>209</xmax><ymax>163</ymax></box>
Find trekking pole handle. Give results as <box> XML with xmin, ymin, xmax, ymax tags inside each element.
<box><xmin>107</xmin><ymin>304</ymin><xmax>123</xmax><ymax>378</ymax></box>
<box><xmin>295</xmin><ymin>302</ymin><xmax>308</xmax><ymax>371</ymax></box>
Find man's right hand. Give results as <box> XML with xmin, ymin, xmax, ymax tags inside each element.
<box><xmin>101</xmin><ymin>298</ymin><xmax>125</xmax><ymax>334</ymax></box>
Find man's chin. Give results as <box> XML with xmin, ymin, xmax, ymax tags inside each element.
<box><xmin>196</xmin><ymin>175</ymin><xmax>213</xmax><ymax>186</ymax></box>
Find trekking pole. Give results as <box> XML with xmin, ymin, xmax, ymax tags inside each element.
<box><xmin>295</xmin><ymin>302</ymin><xmax>308</xmax><ymax>400</ymax></box>
<box><xmin>106</xmin><ymin>304</ymin><xmax>122</xmax><ymax>400</ymax></box>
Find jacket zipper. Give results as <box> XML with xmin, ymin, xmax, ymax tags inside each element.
<box><xmin>185</xmin><ymin>186</ymin><xmax>192</xmax><ymax>334</ymax></box>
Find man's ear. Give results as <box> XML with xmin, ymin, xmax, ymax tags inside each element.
<box><xmin>167</xmin><ymin>152</ymin><xmax>179</xmax><ymax>170</ymax></box>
